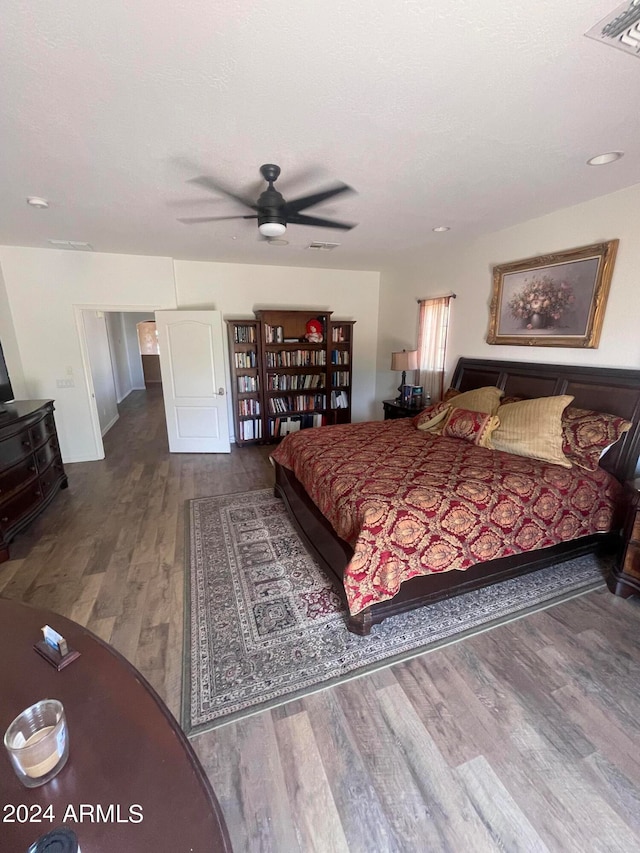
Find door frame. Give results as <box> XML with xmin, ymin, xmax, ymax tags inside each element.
<box><xmin>74</xmin><ymin>303</ymin><xmax>170</xmax><ymax>459</ymax></box>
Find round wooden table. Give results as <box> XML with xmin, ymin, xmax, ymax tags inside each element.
<box><xmin>0</xmin><ymin>597</ymin><xmax>231</xmax><ymax>852</ymax></box>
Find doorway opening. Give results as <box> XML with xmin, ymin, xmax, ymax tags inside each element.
<box><xmin>76</xmin><ymin>306</ymin><xmax>164</xmax><ymax>459</ymax></box>
<box><xmin>76</xmin><ymin>307</ymin><xmax>230</xmax><ymax>459</ymax></box>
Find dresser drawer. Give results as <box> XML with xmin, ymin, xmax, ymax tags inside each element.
<box><xmin>39</xmin><ymin>461</ymin><xmax>65</xmax><ymax>499</ymax></box>
<box><xmin>29</xmin><ymin>412</ymin><xmax>56</xmax><ymax>448</ymax></box>
<box><xmin>0</xmin><ymin>483</ymin><xmax>43</xmax><ymax>531</ymax></box>
<box><xmin>0</xmin><ymin>457</ymin><xmax>38</xmax><ymax>502</ymax></box>
<box><xmin>35</xmin><ymin>436</ymin><xmax>59</xmax><ymax>472</ymax></box>
<box><xmin>0</xmin><ymin>430</ymin><xmax>32</xmax><ymax>468</ymax></box>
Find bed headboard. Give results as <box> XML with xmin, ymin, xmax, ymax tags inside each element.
<box><xmin>451</xmin><ymin>357</ymin><xmax>640</xmax><ymax>483</ymax></box>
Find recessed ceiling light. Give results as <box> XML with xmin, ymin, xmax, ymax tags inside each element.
<box><xmin>432</xmin><ymin>226</ymin><xmax>450</xmax><ymax>233</ymax></box>
<box><xmin>587</xmin><ymin>152</ymin><xmax>623</xmax><ymax>166</ymax></box>
<box><xmin>27</xmin><ymin>197</ymin><xmax>49</xmax><ymax>208</ymax></box>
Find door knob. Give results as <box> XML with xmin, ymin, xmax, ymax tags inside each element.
<box><xmin>218</xmin><ymin>388</ymin><xmax>225</xmax><ymax>396</ymax></box>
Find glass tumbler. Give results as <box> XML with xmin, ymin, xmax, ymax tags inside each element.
<box><xmin>3</xmin><ymin>699</ymin><xmax>69</xmax><ymax>788</ymax></box>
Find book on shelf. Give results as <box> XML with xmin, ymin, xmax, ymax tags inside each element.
<box><xmin>267</xmin><ymin>373</ymin><xmax>323</xmax><ymax>391</ymax></box>
<box><xmin>237</xmin><ymin>376</ymin><xmax>259</xmax><ymax>393</ymax></box>
<box><xmin>268</xmin><ymin>394</ymin><xmax>327</xmax><ymax>414</ymax></box>
<box><xmin>265</xmin><ymin>324</ymin><xmax>285</xmax><ymax>343</ymax></box>
<box><xmin>233</xmin><ymin>325</ymin><xmax>256</xmax><ymax>344</ymax></box>
<box><xmin>269</xmin><ymin>412</ymin><xmax>325</xmax><ymax>437</ymax></box>
<box><xmin>234</xmin><ymin>351</ymin><xmax>257</xmax><ymax>368</ymax></box>
<box><xmin>239</xmin><ymin>418</ymin><xmax>262</xmax><ymax>441</ymax></box>
<box><xmin>238</xmin><ymin>398</ymin><xmax>260</xmax><ymax>416</ymax></box>
<box><xmin>331</xmin><ymin>390</ymin><xmax>349</xmax><ymax>409</ymax></box>
<box><xmin>265</xmin><ymin>349</ymin><xmax>326</xmax><ymax>367</ymax></box>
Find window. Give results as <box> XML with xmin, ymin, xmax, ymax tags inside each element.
<box><xmin>416</xmin><ymin>296</ymin><xmax>453</xmax><ymax>402</ymax></box>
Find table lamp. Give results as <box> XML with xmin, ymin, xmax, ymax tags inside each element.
<box><xmin>391</xmin><ymin>349</ymin><xmax>418</xmax><ymax>401</ymax></box>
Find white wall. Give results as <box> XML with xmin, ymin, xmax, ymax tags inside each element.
<box><xmin>83</xmin><ymin>310</ymin><xmax>119</xmax><ymax>434</ymax></box>
<box><xmin>174</xmin><ymin>260</ymin><xmax>381</xmax><ymax>424</ymax></box>
<box><xmin>0</xmin><ymin>248</ymin><xmax>380</xmax><ymax>460</ymax></box>
<box><xmin>123</xmin><ymin>313</ymin><xmax>151</xmax><ymax>389</ymax></box>
<box><xmin>0</xmin><ymin>262</ymin><xmax>26</xmax><ymax>399</ymax></box>
<box><xmin>377</xmin><ymin>182</ymin><xmax>640</xmax><ymax>401</ymax></box>
<box><xmin>0</xmin><ymin>247</ymin><xmax>177</xmax><ymax>461</ymax></box>
<box><xmin>105</xmin><ymin>313</ymin><xmax>131</xmax><ymax>403</ymax></box>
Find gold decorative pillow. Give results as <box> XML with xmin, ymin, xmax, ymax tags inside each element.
<box><xmin>442</xmin><ymin>386</ymin><xmax>504</xmax><ymax>415</ymax></box>
<box><xmin>491</xmin><ymin>395</ymin><xmax>574</xmax><ymax>467</ymax></box>
<box><xmin>441</xmin><ymin>407</ymin><xmax>500</xmax><ymax>447</ymax></box>
<box><xmin>413</xmin><ymin>400</ymin><xmax>450</xmax><ymax>432</ymax></box>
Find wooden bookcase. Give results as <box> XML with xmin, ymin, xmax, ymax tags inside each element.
<box><xmin>226</xmin><ymin>319</ymin><xmax>262</xmax><ymax>445</ymax></box>
<box><xmin>328</xmin><ymin>318</ymin><xmax>355</xmax><ymax>426</ymax></box>
<box><xmin>226</xmin><ymin>310</ymin><xmax>354</xmax><ymax>445</ymax></box>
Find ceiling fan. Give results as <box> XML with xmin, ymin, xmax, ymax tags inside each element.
<box><xmin>178</xmin><ymin>164</ymin><xmax>357</xmax><ymax>238</ymax></box>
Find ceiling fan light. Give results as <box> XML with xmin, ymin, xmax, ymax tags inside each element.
<box><xmin>259</xmin><ymin>221</ymin><xmax>287</xmax><ymax>238</ymax></box>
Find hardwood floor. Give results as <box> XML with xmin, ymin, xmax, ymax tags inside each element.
<box><xmin>2</xmin><ymin>387</ymin><xmax>640</xmax><ymax>852</ymax></box>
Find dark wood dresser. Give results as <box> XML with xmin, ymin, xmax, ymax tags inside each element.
<box><xmin>609</xmin><ymin>478</ymin><xmax>640</xmax><ymax>599</ymax></box>
<box><xmin>0</xmin><ymin>400</ymin><xmax>67</xmax><ymax>563</ymax></box>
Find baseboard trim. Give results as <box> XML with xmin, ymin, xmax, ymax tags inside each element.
<box><xmin>101</xmin><ymin>412</ymin><xmax>119</xmax><ymax>437</ymax></box>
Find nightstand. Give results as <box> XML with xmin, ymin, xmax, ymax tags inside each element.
<box><xmin>609</xmin><ymin>478</ymin><xmax>640</xmax><ymax>599</ymax></box>
<box><xmin>382</xmin><ymin>399</ymin><xmax>424</xmax><ymax>420</ymax></box>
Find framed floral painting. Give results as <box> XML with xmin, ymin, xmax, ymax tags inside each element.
<box><xmin>487</xmin><ymin>240</ymin><xmax>618</xmax><ymax>348</ymax></box>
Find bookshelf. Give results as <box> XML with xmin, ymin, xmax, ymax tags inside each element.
<box><xmin>226</xmin><ymin>310</ymin><xmax>354</xmax><ymax>445</ymax></box>
<box><xmin>226</xmin><ymin>319</ymin><xmax>262</xmax><ymax>444</ymax></box>
<box><xmin>328</xmin><ymin>319</ymin><xmax>355</xmax><ymax>426</ymax></box>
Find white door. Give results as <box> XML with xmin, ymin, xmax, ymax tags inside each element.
<box><xmin>155</xmin><ymin>310</ymin><xmax>230</xmax><ymax>453</ymax></box>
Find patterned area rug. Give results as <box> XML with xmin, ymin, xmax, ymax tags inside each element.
<box><xmin>183</xmin><ymin>489</ymin><xmax>608</xmax><ymax>736</ymax></box>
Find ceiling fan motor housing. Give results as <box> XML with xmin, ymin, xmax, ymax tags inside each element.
<box><xmin>257</xmin><ymin>185</ymin><xmax>286</xmax><ymax>227</ymax></box>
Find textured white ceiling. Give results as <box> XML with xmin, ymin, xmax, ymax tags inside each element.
<box><xmin>1</xmin><ymin>1</ymin><xmax>639</xmax><ymax>270</ymax></box>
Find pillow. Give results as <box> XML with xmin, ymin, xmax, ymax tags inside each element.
<box><xmin>413</xmin><ymin>400</ymin><xmax>450</xmax><ymax>432</ymax></box>
<box><xmin>441</xmin><ymin>386</ymin><xmax>504</xmax><ymax>415</ymax></box>
<box><xmin>562</xmin><ymin>406</ymin><xmax>632</xmax><ymax>471</ymax></box>
<box><xmin>441</xmin><ymin>407</ymin><xmax>500</xmax><ymax>447</ymax></box>
<box><xmin>490</xmin><ymin>395</ymin><xmax>574</xmax><ymax>467</ymax></box>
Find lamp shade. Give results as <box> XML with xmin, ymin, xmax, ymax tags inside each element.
<box><xmin>391</xmin><ymin>349</ymin><xmax>418</xmax><ymax>372</ymax></box>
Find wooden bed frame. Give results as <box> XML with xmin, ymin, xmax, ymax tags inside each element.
<box><xmin>273</xmin><ymin>358</ymin><xmax>640</xmax><ymax>635</ymax></box>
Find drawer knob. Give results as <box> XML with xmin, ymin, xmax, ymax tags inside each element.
<box><xmin>1</xmin><ymin>517</ymin><xmax>8</xmax><ymax>523</ymax></box>
<box><xmin>22</xmin><ymin>439</ymin><xmax>30</xmax><ymax>447</ymax></box>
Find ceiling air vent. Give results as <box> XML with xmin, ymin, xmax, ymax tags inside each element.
<box><xmin>585</xmin><ymin>1</ymin><xmax>640</xmax><ymax>58</ymax></box>
<box><xmin>306</xmin><ymin>241</ymin><xmax>341</xmax><ymax>251</ymax></box>
<box><xmin>48</xmin><ymin>240</ymin><xmax>94</xmax><ymax>251</ymax></box>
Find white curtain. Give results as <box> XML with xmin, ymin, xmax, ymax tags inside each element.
<box><xmin>416</xmin><ymin>296</ymin><xmax>452</xmax><ymax>403</ymax></box>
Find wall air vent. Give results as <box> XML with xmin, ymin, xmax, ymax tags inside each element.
<box><xmin>306</xmin><ymin>241</ymin><xmax>341</xmax><ymax>251</ymax></box>
<box><xmin>585</xmin><ymin>1</ymin><xmax>640</xmax><ymax>58</ymax></box>
<box><xmin>48</xmin><ymin>240</ymin><xmax>94</xmax><ymax>250</ymax></box>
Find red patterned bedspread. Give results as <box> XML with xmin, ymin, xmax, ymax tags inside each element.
<box><xmin>271</xmin><ymin>419</ymin><xmax>622</xmax><ymax>615</ymax></box>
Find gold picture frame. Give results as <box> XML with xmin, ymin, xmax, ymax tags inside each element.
<box><xmin>487</xmin><ymin>240</ymin><xmax>618</xmax><ymax>348</ymax></box>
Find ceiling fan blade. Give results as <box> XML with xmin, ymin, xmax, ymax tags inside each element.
<box><xmin>178</xmin><ymin>215</ymin><xmax>258</xmax><ymax>224</ymax></box>
<box><xmin>283</xmin><ymin>183</ymin><xmax>354</xmax><ymax>214</ymax></box>
<box><xmin>187</xmin><ymin>176</ymin><xmax>258</xmax><ymax>210</ymax></box>
<box><xmin>287</xmin><ymin>213</ymin><xmax>356</xmax><ymax>230</ymax></box>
